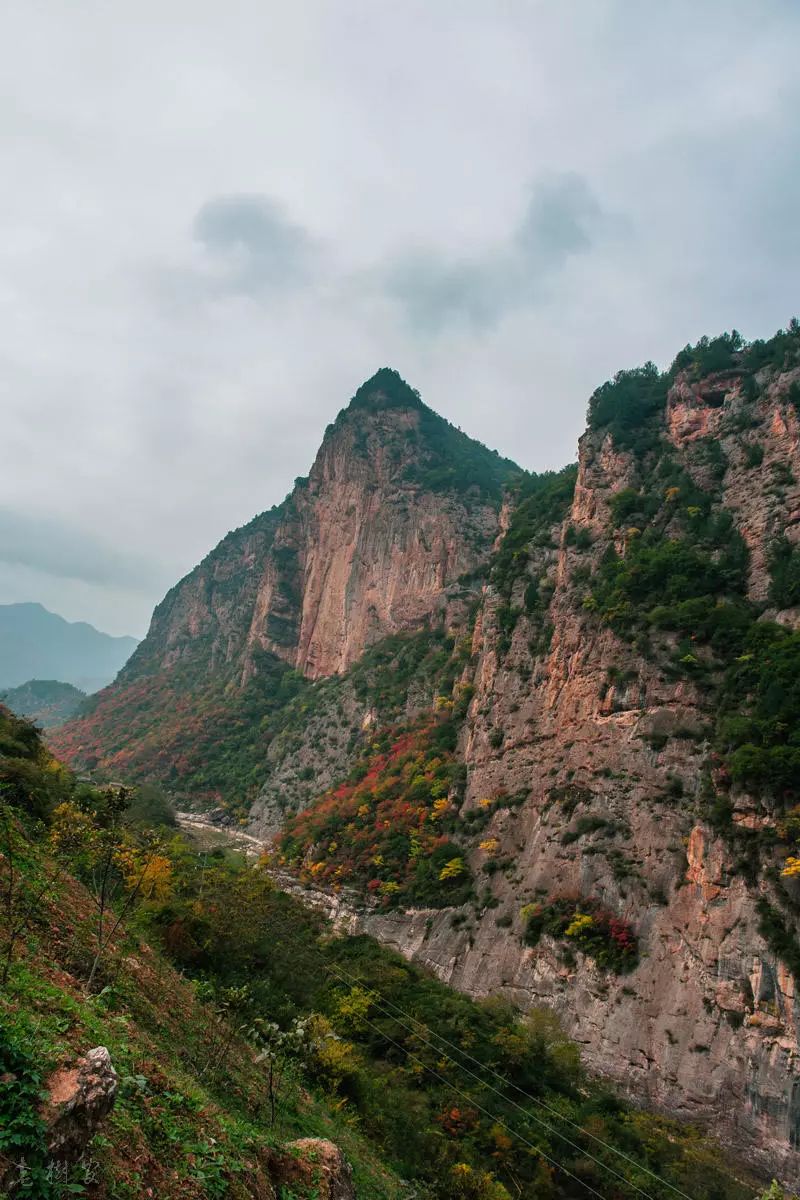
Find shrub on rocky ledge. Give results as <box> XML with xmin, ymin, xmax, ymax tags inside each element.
<box><xmin>522</xmin><ymin>896</ymin><xmax>638</xmax><ymax>974</ymax></box>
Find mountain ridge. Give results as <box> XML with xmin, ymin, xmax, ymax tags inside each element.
<box><xmin>52</xmin><ymin>370</ymin><xmax>520</xmax><ymax>788</ymax></box>
<box><xmin>0</xmin><ymin>602</ymin><xmax>138</xmax><ymax>692</ymax></box>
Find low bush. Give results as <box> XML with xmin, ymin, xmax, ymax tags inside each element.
<box><xmin>522</xmin><ymin>896</ymin><xmax>638</xmax><ymax>974</ymax></box>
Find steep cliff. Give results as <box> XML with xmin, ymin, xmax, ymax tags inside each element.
<box><xmin>278</xmin><ymin>326</ymin><xmax>800</xmax><ymax>1183</ymax></box>
<box><xmin>52</xmin><ymin>370</ymin><xmax>517</xmax><ymax>802</ymax></box>
<box><xmin>50</xmin><ymin>325</ymin><xmax>800</xmax><ymax>1182</ymax></box>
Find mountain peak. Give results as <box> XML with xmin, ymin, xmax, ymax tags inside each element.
<box><xmin>345</xmin><ymin>367</ymin><xmax>423</xmax><ymax>414</ymax></box>
<box><xmin>325</xmin><ymin>368</ymin><xmax>520</xmax><ymax>503</ymax></box>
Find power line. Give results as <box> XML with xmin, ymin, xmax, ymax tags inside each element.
<box><xmin>326</xmin><ymin>963</ymin><xmax>663</xmax><ymax>1200</ymax></box>
<box><xmin>326</xmin><ymin>960</ymin><xmax>698</xmax><ymax>1200</ymax></box>
<box><xmin>346</xmin><ymin>1003</ymin><xmax>611</xmax><ymax>1200</ymax></box>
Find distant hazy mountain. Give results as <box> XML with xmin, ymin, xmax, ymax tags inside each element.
<box><xmin>0</xmin><ymin>678</ymin><xmax>87</xmax><ymax>728</ymax></box>
<box><xmin>0</xmin><ymin>603</ymin><xmax>138</xmax><ymax>692</ymax></box>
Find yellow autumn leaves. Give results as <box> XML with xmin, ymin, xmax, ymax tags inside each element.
<box><xmin>438</xmin><ymin>856</ymin><xmax>466</xmax><ymax>881</ymax></box>
<box><xmin>48</xmin><ymin>800</ymin><xmax>173</xmax><ymax>900</ymax></box>
<box><xmin>564</xmin><ymin>912</ymin><xmax>594</xmax><ymax>938</ymax></box>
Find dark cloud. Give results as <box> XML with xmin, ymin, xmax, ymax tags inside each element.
<box><xmin>514</xmin><ymin>174</ymin><xmax>603</xmax><ymax>263</ymax></box>
<box><xmin>383</xmin><ymin>173</ymin><xmax>618</xmax><ymax>331</ymax></box>
<box><xmin>192</xmin><ymin>194</ymin><xmax>315</xmax><ymax>294</ymax></box>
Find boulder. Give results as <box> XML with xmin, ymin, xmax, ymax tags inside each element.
<box><xmin>42</xmin><ymin>1046</ymin><xmax>118</xmax><ymax>1162</ymax></box>
<box><xmin>270</xmin><ymin>1137</ymin><xmax>355</xmax><ymax>1199</ymax></box>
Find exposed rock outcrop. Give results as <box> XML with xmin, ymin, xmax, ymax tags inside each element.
<box><xmin>269</xmin><ymin>1138</ymin><xmax>355</xmax><ymax>1200</ymax></box>
<box><xmin>42</xmin><ymin>1046</ymin><xmax>118</xmax><ymax>1163</ymax></box>
<box><xmin>115</xmin><ymin>371</ymin><xmax>512</xmax><ymax>686</ymax></box>
<box><xmin>52</xmin><ymin>370</ymin><xmax>515</xmax><ymax>788</ymax></box>
<box><xmin>323</xmin><ymin>362</ymin><xmax>800</xmax><ymax>1184</ymax></box>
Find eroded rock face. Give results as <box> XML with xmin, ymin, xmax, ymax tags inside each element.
<box><xmin>307</xmin><ymin>366</ymin><xmax>800</xmax><ymax>1184</ymax></box>
<box><xmin>250</xmin><ymin>412</ymin><xmax>498</xmax><ymax>679</ymax></box>
<box><xmin>121</xmin><ymin>386</ymin><xmax>508</xmax><ymax>688</ymax></box>
<box><xmin>270</xmin><ymin>1138</ymin><xmax>355</xmax><ymax>1200</ymax></box>
<box><xmin>52</xmin><ymin>375</ymin><xmax>512</xmax><ymax>786</ymax></box>
<box><xmin>42</xmin><ymin>1046</ymin><xmax>118</xmax><ymax>1163</ymax></box>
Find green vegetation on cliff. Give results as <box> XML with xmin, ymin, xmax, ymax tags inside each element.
<box><xmin>492</xmin><ymin>467</ymin><xmax>578</xmax><ymax>602</ymax></box>
<box><xmin>577</xmin><ymin>330</ymin><xmax>800</xmax><ymax>984</ymax></box>
<box><xmin>339</xmin><ymin>368</ymin><xmax>521</xmax><ymax>500</ymax></box>
<box><xmin>587</xmin><ymin>322</ymin><xmax>800</xmax><ymax>452</ymax></box>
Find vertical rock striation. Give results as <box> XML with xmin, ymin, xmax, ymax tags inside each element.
<box><xmin>52</xmin><ymin>369</ymin><xmax>516</xmax><ymax>792</ymax></box>
<box><xmin>332</xmin><ymin>356</ymin><xmax>800</xmax><ymax>1182</ymax></box>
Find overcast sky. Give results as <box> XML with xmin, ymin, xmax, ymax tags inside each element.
<box><xmin>2</xmin><ymin>1</ymin><xmax>799</xmax><ymax>636</ymax></box>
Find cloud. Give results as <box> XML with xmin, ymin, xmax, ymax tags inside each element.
<box><xmin>0</xmin><ymin>508</ymin><xmax>157</xmax><ymax>590</ymax></box>
<box><xmin>0</xmin><ymin>0</ymin><xmax>798</xmax><ymax>637</ymax></box>
<box><xmin>515</xmin><ymin>174</ymin><xmax>604</xmax><ymax>264</ymax></box>
<box><xmin>382</xmin><ymin>173</ymin><xmax>619</xmax><ymax>331</ymax></box>
<box><xmin>192</xmin><ymin>194</ymin><xmax>316</xmax><ymax>295</ymax></box>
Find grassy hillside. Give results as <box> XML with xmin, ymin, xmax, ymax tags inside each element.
<box><xmin>1</xmin><ymin>707</ymin><xmax>765</xmax><ymax>1199</ymax></box>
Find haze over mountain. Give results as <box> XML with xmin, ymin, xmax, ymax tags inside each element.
<box><xmin>0</xmin><ymin>678</ymin><xmax>87</xmax><ymax>728</ymax></box>
<box><xmin>2</xmin><ymin>3</ymin><xmax>798</xmax><ymax>638</ymax></box>
<box><xmin>0</xmin><ymin>602</ymin><xmax>138</xmax><ymax>692</ymax></box>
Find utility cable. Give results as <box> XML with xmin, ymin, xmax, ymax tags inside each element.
<box><xmin>344</xmin><ymin>1004</ymin><xmax>611</xmax><ymax>1200</ymax></box>
<box><xmin>325</xmin><ymin>960</ymin><xmax>697</xmax><ymax>1200</ymax></box>
<box><xmin>326</xmin><ymin>963</ymin><xmax>665</xmax><ymax>1200</ymax></box>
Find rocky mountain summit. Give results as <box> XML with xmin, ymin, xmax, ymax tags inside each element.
<box><xmin>52</xmin><ymin>369</ymin><xmax>517</xmax><ymax>793</ymax></box>
<box><xmin>52</xmin><ymin>326</ymin><xmax>800</xmax><ymax>1183</ymax></box>
<box><xmin>119</xmin><ymin>367</ymin><xmax>515</xmax><ymax>683</ymax></box>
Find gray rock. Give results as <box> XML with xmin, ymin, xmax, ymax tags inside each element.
<box><xmin>42</xmin><ymin>1046</ymin><xmax>118</xmax><ymax>1163</ymax></box>
<box><xmin>270</xmin><ymin>1137</ymin><xmax>355</xmax><ymax>1200</ymax></box>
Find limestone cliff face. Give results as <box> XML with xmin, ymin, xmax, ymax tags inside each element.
<box><xmin>53</xmin><ymin>341</ymin><xmax>800</xmax><ymax>1179</ymax></box>
<box><xmin>243</xmin><ymin>403</ymin><xmax>502</xmax><ymax>680</ymax></box>
<box><xmin>119</xmin><ymin>372</ymin><xmax>511</xmax><ymax>689</ymax></box>
<box><xmin>53</xmin><ymin>369</ymin><xmax>516</xmax><ymax>789</ymax></box>
<box><xmin>303</xmin><ymin>361</ymin><xmax>800</xmax><ymax>1182</ymax></box>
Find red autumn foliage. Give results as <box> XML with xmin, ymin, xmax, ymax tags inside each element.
<box><xmin>277</xmin><ymin>717</ymin><xmax>471</xmax><ymax>908</ymax></box>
